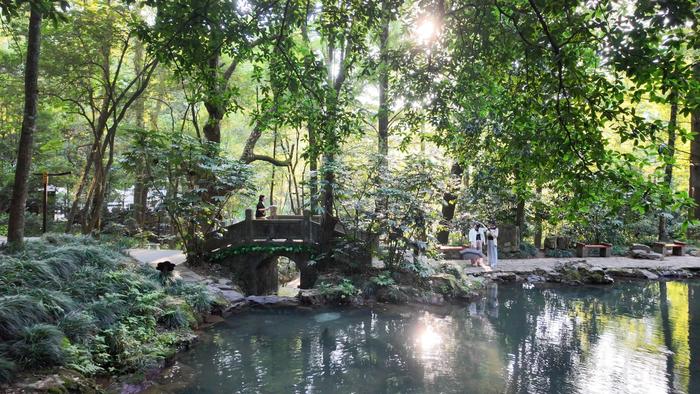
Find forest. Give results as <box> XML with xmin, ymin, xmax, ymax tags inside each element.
<box><xmin>0</xmin><ymin>0</ymin><xmax>698</xmax><ymax>253</ymax></box>
<box><xmin>0</xmin><ymin>0</ymin><xmax>699</xmax><ymax>390</ymax></box>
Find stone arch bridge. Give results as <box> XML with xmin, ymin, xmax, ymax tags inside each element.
<box><xmin>204</xmin><ymin>209</ymin><xmax>330</xmax><ymax>295</ymax></box>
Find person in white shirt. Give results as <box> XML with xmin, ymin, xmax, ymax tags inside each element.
<box><xmin>486</xmin><ymin>222</ymin><xmax>499</xmax><ymax>267</ymax></box>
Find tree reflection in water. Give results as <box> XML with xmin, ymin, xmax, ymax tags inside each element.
<box><xmin>492</xmin><ymin>281</ymin><xmax>700</xmax><ymax>394</ymax></box>
<box><xmin>153</xmin><ymin>281</ymin><xmax>700</xmax><ymax>394</ymax></box>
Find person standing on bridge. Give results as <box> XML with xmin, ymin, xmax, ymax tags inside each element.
<box><xmin>256</xmin><ymin>195</ymin><xmax>267</xmax><ymax>219</ymax></box>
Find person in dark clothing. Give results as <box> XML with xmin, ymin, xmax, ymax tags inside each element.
<box><xmin>256</xmin><ymin>195</ymin><xmax>266</xmax><ymax>219</ymax></box>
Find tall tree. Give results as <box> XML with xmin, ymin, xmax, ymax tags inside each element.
<box><xmin>4</xmin><ymin>0</ymin><xmax>67</xmax><ymax>245</ymax></box>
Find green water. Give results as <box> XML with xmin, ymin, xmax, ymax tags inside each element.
<box><xmin>153</xmin><ymin>281</ymin><xmax>700</xmax><ymax>393</ymax></box>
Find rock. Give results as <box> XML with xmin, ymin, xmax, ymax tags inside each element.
<box><xmin>688</xmin><ymin>249</ymin><xmax>700</xmax><ymax>257</ymax></box>
<box><xmin>298</xmin><ymin>288</ymin><xmax>324</xmax><ymax>305</ymax></box>
<box><xmin>245</xmin><ymin>295</ymin><xmax>298</xmax><ymax>307</ymax></box>
<box><xmin>492</xmin><ymin>272</ymin><xmax>517</xmax><ymax>282</ymax></box>
<box><xmin>220</xmin><ymin>290</ymin><xmax>245</xmax><ymax>303</ymax></box>
<box><xmin>606</xmin><ymin>268</ymin><xmax>640</xmax><ymax>278</ymax></box>
<box><xmin>527</xmin><ymin>274</ymin><xmax>545</xmax><ymax>283</ymax></box>
<box><xmin>630</xmin><ymin>244</ymin><xmax>652</xmax><ymax>253</ymax></box>
<box><xmin>554</xmin><ymin>260</ymin><xmax>613</xmax><ymax>284</ymax></box>
<box><xmin>375</xmin><ymin>285</ymin><xmax>410</xmax><ymax>304</ymax></box>
<box><xmin>635</xmin><ymin>269</ymin><xmax>659</xmax><ymax>280</ymax></box>
<box><xmin>630</xmin><ymin>249</ymin><xmax>664</xmax><ymax>260</ymax></box>
<box><xmin>218</xmin><ymin>278</ymin><xmax>232</xmax><ymax>286</ymax></box>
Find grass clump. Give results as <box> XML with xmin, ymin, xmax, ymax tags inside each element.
<box><xmin>0</xmin><ymin>234</ymin><xmax>215</xmax><ymax>383</ymax></box>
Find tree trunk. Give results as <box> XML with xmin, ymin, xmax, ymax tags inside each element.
<box><xmin>515</xmin><ymin>197</ymin><xmax>525</xmax><ymax>240</ymax></box>
<box><xmin>308</xmin><ymin>124</ymin><xmax>319</xmax><ymax>212</ymax></box>
<box><xmin>689</xmin><ymin>282</ymin><xmax>700</xmax><ymax>394</ymax></box>
<box><xmin>533</xmin><ymin>186</ymin><xmax>543</xmax><ymax>249</ymax></box>
<box><xmin>7</xmin><ymin>7</ymin><xmax>42</xmax><ymax>246</ymax></box>
<box><xmin>437</xmin><ymin>162</ymin><xmax>463</xmax><ymax>244</ymax></box>
<box><xmin>319</xmin><ymin>155</ymin><xmax>337</xmax><ymax>261</ymax></box>
<box><xmin>659</xmin><ymin>90</ymin><xmax>678</xmax><ymax>241</ymax></box>
<box><xmin>690</xmin><ymin>65</ymin><xmax>700</xmax><ymax>221</ymax></box>
<box><xmin>203</xmin><ymin>54</ymin><xmax>223</xmax><ymax>144</ymax></box>
<box><xmin>659</xmin><ymin>282</ymin><xmax>676</xmax><ymax>392</ymax></box>
<box><xmin>133</xmin><ymin>39</ymin><xmax>148</xmax><ymax>229</ymax></box>
<box><xmin>377</xmin><ymin>7</ymin><xmax>389</xmax><ymax>171</ymax></box>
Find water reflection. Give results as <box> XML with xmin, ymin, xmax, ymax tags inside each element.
<box><xmin>153</xmin><ymin>281</ymin><xmax>700</xmax><ymax>394</ymax></box>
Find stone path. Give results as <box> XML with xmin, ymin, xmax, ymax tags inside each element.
<box><xmin>125</xmin><ymin>248</ymin><xmax>205</xmax><ymax>283</ymax></box>
<box><xmin>447</xmin><ymin>255</ymin><xmax>700</xmax><ymax>275</ymax></box>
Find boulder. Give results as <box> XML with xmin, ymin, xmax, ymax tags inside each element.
<box><xmin>630</xmin><ymin>244</ymin><xmax>652</xmax><ymax>253</ymax></box>
<box><xmin>298</xmin><ymin>288</ymin><xmax>324</xmax><ymax>305</ymax></box>
<box><xmin>220</xmin><ymin>290</ymin><xmax>245</xmax><ymax>303</ymax></box>
<box><xmin>630</xmin><ymin>249</ymin><xmax>664</xmax><ymax>260</ymax></box>
<box><xmin>245</xmin><ymin>295</ymin><xmax>298</xmax><ymax>307</ymax></box>
<box><xmin>635</xmin><ymin>269</ymin><xmax>659</xmax><ymax>280</ymax></box>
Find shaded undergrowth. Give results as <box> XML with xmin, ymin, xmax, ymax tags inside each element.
<box><xmin>0</xmin><ymin>234</ymin><xmax>214</xmax><ymax>384</ymax></box>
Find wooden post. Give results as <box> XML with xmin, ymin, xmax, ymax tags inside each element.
<box><xmin>269</xmin><ymin>205</ymin><xmax>277</xmax><ymax>219</ymax></box>
<box><xmin>42</xmin><ymin>172</ymin><xmax>48</xmax><ymax>234</ymax></box>
<box><xmin>303</xmin><ymin>209</ymin><xmax>311</xmax><ymax>242</ymax></box>
<box><xmin>33</xmin><ymin>171</ymin><xmax>70</xmax><ymax>234</ymax></box>
<box><xmin>245</xmin><ymin>209</ymin><xmax>253</xmax><ymax>242</ymax></box>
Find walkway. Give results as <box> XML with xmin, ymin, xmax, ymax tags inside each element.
<box><xmin>447</xmin><ymin>255</ymin><xmax>700</xmax><ymax>275</ymax></box>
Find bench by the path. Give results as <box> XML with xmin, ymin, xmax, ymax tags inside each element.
<box><xmin>576</xmin><ymin>242</ymin><xmax>612</xmax><ymax>258</ymax></box>
<box><xmin>652</xmin><ymin>241</ymin><xmax>688</xmax><ymax>256</ymax></box>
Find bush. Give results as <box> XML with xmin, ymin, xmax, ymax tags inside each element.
<box><xmin>370</xmin><ymin>272</ymin><xmax>396</xmax><ymax>287</ymax></box>
<box><xmin>0</xmin><ymin>356</ymin><xmax>15</xmax><ymax>383</ymax></box>
<box><xmin>0</xmin><ymin>295</ymin><xmax>50</xmax><ymax>339</ymax></box>
<box><xmin>0</xmin><ymin>235</ymin><xmax>215</xmax><ymax>382</ymax></box>
<box><xmin>10</xmin><ymin>324</ymin><xmax>66</xmax><ymax>368</ymax></box>
<box><xmin>159</xmin><ymin>305</ymin><xmax>194</xmax><ymax>329</ymax></box>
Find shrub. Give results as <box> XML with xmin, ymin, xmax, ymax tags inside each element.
<box><xmin>0</xmin><ymin>295</ymin><xmax>49</xmax><ymax>339</ymax></box>
<box><xmin>159</xmin><ymin>305</ymin><xmax>193</xmax><ymax>329</ymax></box>
<box><xmin>166</xmin><ymin>281</ymin><xmax>212</xmax><ymax>315</ymax></box>
<box><xmin>59</xmin><ymin>311</ymin><xmax>98</xmax><ymax>344</ymax></box>
<box><xmin>0</xmin><ymin>256</ymin><xmax>59</xmax><ymax>288</ymax></box>
<box><xmin>26</xmin><ymin>289</ymin><xmax>77</xmax><ymax>320</ymax></box>
<box><xmin>10</xmin><ymin>324</ymin><xmax>66</xmax><ymax>368</ymax></box>
<box><xmin>0</xmin><ymin>235</ymin><xmax>212</xmax><ymax>382</ymax></box>
<box><xmin>0</xmin><ymin>356</ymin><xmax>15</xmax><ymax>383</ymax></box>
<box><xmin>370</xmin><ymin>272</ymin><xmax>396</xmax><ymax>287</ymax></box>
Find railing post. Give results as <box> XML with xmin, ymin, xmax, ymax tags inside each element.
<box><xmin>303</xmin><ymin>209</ymin><xmax>311</xmax><ymax>243</ymax></box>
<box><xmin>245</xmin><ymin>209</ymin><xmax>253</xmax><ymax>242</ymax></box>
<box><xmin>269</xmin><ymin>205</ymin><xmax>277</xmax><ymax>219</ymax></box>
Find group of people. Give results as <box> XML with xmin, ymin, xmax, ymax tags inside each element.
<box><xmin>467</xmin><ymin>222</ymin><xmax>499</xmax><ymax>268</ymax></box>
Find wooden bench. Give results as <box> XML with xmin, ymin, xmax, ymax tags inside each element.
<box><xmin>652</xmin><ymin>241</ymin><xmax>687</xmax><ymax>256</ymax></box>
<box><xmin>576</xmin><ymin>242</ymin><xmax>612</xmax><ymax>258</ymax></box>
<box><xmin>439</xmin><ymin>246</ymin><xmax>466</xmax><ymax>260</ymax></box>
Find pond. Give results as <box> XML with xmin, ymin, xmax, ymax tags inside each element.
<box><xmin>151</xmin><ymin>281</ymin><xmax>700</xmax><ymax>393</ymax></box>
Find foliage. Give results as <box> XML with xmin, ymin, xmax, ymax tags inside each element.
<box><xmin>209</xmin><ymin>243</ymin><xmax>316</xmax><ymax>262</ymax></box>
<box><xmin>9</xmin><ymin>323</ymin><xmax>66</xmax><ymax>368</ymax></box>
<box><xmin>318</xmin><ymin>279</ymin><xmax>359</xmax><ymax>302</ymax></box>
<box><xmin>122</xmin><ymin>129</ymin><xmax>253</xmax><ymax>262</ymax></box>
<box><xmin>337</xmin><ymin>155</ymin><xmax>450</xmax><ymax>271</ymax></box>
<box><xmin>0</xmin><ymin>235</ymin><xmax>214</xmax><ymax>383</ymax></box>
<box><xmin>370</xmin><ymin>272</ymin><xmax>395</xmax><ymax>288</ymax></box>
<box><xmin>0</xmin><ymin>356</ymin><xmax>15</xmax><ymax>383</ymax></box>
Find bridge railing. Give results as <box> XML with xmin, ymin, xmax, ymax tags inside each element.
<box><xmin>205</xmin><ymin>209</ymin><xmax>319</xmax><ymax>252</ymax></box>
